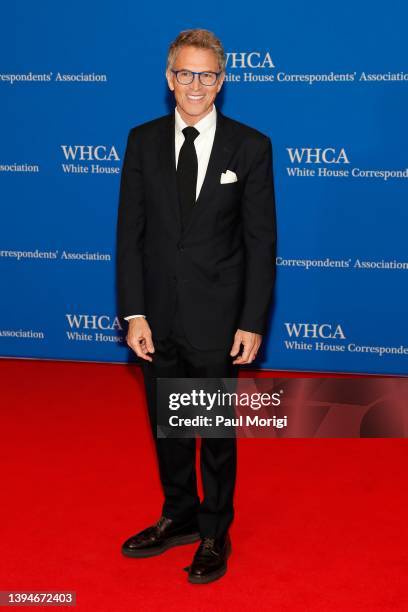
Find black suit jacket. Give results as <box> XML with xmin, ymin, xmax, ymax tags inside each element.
<box><xmin>116</xmin><ymin>110</ymin><xmax>277</xmax><ymax>350</ymax></box>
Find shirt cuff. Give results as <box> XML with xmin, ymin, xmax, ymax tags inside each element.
<box><xmin>124</xmin><ymin>314</ymin><xmax>146</xmax><ymax>321</ymax></box>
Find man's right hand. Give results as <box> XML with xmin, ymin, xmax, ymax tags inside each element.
<box><xmin>126</xmin><ymin>317</ymin><xmax>155</xmax><ymax>362</ymax></box>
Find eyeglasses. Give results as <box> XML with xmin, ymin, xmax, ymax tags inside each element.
<box><xmin>171</xmin><ymin>69</ymin><xmax>222</xmax><ymax>86</ymax></box>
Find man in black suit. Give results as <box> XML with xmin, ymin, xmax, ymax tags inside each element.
<box><xmin>117</xmin><ymin>28</ymin><xmax>276</xmax><ymax>584</ymax></box>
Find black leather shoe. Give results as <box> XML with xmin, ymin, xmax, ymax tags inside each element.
<box><xmin>122</xmin><ymin>515</ymin><xmax>200</xmax><ymax>558</ymax></box>
<box><xmin>187</xmin><ymin>534</ymin><xmax>232</xmax><ymax>584</ymax></box>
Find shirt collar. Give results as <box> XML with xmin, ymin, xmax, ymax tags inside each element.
<box><xmin>175</xmin><ymin>104</ymin><xmax>217</xmax><ymax>137</ymax></box>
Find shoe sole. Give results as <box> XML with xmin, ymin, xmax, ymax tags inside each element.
<box><xmin>187</xmin><ymin>541</ymin><xmax>232</xmax><ymax>584</ymax></box>
<box><xmin>122</xmin><ymin>532</ymin><xmax>201</xmax><ymax>558</ymax></box>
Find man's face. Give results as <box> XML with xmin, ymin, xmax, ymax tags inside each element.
<box><xmin>166</xmin><ymin>45</ymin><xmax>225</xmax><ymax>125</ymax></box>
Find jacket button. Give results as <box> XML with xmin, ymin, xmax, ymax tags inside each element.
<box><xmin>178</xmin><ymin>243</ymin><xmax>185</xmax><ymax>251</ymax></box>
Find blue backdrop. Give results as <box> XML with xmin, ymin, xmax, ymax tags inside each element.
<box><xmin>1</xmin><ymin>0</ymin><xmax>407</xmax><ymax>374</ymax></box>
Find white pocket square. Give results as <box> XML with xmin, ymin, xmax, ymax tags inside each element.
<box><xmin>220</xmin><ymin>169</ymin><xmax>238</xmax><ymax>184</ymax></box>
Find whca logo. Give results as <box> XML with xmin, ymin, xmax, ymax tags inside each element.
<box><xmin>286</xmin><ymin>147</ymin><xmax>350</xmax><ymax>164</ymax></box>
<box><xmin>60</xmin><ymin>145</ymin><xmax>120</xmax><ymax>162</ymax></box>
<box><xmin>65</xmin><ymin>314</ymin><xmax>122</xmax><ymax>331</ymax></box>
<box><xmin>284</xmin><ymin>323</ymin><xmax>346</xmax><ymax>340</ymax></box>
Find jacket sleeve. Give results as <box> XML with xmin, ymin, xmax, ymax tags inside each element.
<box><xmin>238</xmin><ymin>135</ymin><xmax>277</xmax><ymax>335</ymax></box>
<box><xmin>116</xmin><ymin>128</ymin><xmax>146</xmax><ymax>319</ymax></box>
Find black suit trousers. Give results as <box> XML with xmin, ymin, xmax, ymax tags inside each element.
<box><xmin>141</xmin><ymin>298</ymin><xmax>238</xmax><ymax>539</ymax></box>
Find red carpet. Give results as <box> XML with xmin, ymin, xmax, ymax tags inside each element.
<box><xmin>1</xmin><ymin>359</ymin><xmax>407</xmax><ymax>611</ymax></box>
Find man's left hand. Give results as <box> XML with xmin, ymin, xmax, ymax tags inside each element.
<box><xmin>230</xmin><ymin>329</ymin><xmax>262</xmax><ymax>365</ymax></box>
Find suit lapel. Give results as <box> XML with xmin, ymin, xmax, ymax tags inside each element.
<box><xmin>158</xmin><ymin>113</ymin><xmax>181</xmax><ymax>231</ymax></box>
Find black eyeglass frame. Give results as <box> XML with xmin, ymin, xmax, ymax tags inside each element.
<box><xmin>170</xmin><ymin>69</ymin><xmax>222</xmax><ymax>86</ymax></box>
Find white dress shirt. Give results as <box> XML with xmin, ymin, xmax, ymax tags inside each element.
<box><xmin>125</xmin><ymin>105</ymin><xmax>217</xmax><ymax>322</ymax></box>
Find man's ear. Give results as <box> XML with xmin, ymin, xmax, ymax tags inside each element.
<box><xmin>216</xmin><ymin>72</ymin><xmax>225</xmax><ymax>93</ymax></box>
<box><xmin>166</xmin><ymin>70</ymin><xmax>175</xmax><ymax>91</ymax></box>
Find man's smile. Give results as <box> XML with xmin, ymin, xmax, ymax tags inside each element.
<box><xmin>186</xmin><ymin>94</ymin><xmax>205</xmax><ymax>102</ymax></box>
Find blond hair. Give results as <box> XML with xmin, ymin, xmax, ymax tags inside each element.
<box><xmin>166</xmin><ymin>29</ymin><xmax>226</xmax><ymax>72</ymax></box>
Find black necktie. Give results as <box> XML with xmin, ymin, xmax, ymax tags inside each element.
<box><xmin>177</xmin><ymin>126</ymin><xmax>199</xmax><ymax>230</ymax></box>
